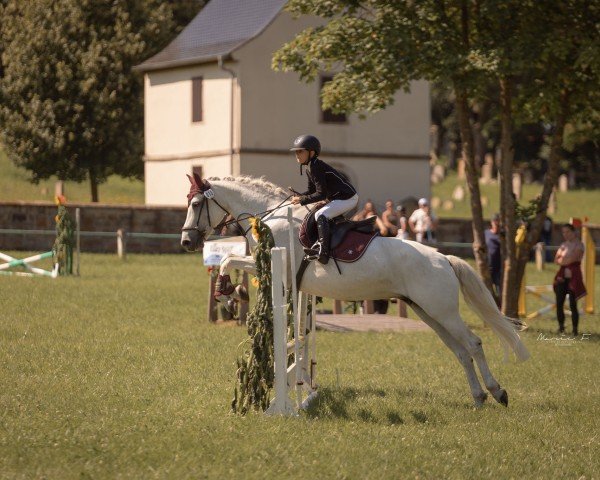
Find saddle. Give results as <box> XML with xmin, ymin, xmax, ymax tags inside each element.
<box><xmin>299</xmin><ymin>204</ymin><xmax>379</xmax><ymax>263</ymax></box>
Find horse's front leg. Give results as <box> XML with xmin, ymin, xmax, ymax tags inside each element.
<box><xmin>214</xmin><ymin>255</ymin><xmax>256</xmax><ymax>309</ymax></box>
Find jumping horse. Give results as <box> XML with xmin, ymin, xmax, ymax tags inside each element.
<box><xmin>181</xmin><ymin>174</ymin><xmax>529</xmax><ymax>407</ymax></box>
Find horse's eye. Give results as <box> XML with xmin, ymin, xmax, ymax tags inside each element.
<box><xmin>192</xmin><ymin>202</ymin><xmax>200</xmax><ymax>208</ymax></box>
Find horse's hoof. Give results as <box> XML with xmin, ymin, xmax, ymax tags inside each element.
<box><xmin>474</xmin><ymin>392</ymin><xmax>488</xmax><ymax>408</ymax></box>
<box><xmin>214</xmin><ymin>292</ymin><xmax>229</xmax><ymax>305</ymax></box>
<box><xmin>226</xmin><ymin>298</ymin><xmax>238</xmax><ymax>314</ymax></box>
<box><xmin>235</xmin><ymin>284</ymin><xmax>249</xmax><ymax>302</ymax></box>
<box><xmin>494</xmin><ymin>389</ymin><xmax>508</xmax><ymax>407</ymax></box>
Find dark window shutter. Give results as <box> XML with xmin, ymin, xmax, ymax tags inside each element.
<box><xmin>320</xmin><ymin>76</ymin><xmax>347</xmax><ymax>124</ymax></box>
<box><xmin>192</xmin><ymin>77</ymin><xmax>203</xmax><ymax>122</ymax></box>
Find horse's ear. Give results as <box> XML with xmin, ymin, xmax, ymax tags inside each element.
<box><xmin>186</xmin><ymin>174</ymin><xmax>193</xmax><ymax>184</ymax></box>
<box><xmin>193</xmin><ymin>172</ymin><xmax>202</xmax><ymax>186</ymax></box>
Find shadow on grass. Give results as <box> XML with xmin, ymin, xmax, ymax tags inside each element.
<box><xmin>303</xmin><ymin>385</ymin><xmax>472</xmax><ymax>425</ymax></box>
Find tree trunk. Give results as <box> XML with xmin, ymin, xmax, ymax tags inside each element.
<box><xmin>455</xmin><ymin>89</ymin><xmax>497</xmax><ymax>300</ymax></box>
<box><xmin>90</xmin><ymin>168</ymin><xmax>99</xmax><ymax>203</ymax></box>
<box><xmin>498</xmin><ymin>78</ymin><xmax>519</xmax><ymax>317</ymax></box>
<box><xmin>514</xmin><ymin>91</ymin><xmax>570</xmax><ymax>290</ymax></box>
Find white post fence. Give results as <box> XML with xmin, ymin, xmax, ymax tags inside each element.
<box><xmin>266</xmin><ymin>207</ymin><xmax>318</xmax><ymax>416</ymax></box>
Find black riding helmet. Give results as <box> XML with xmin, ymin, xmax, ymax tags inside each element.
<box><xmin>290</xmin><ymin>134</ymin><xmax>321</xmax><ymax>156</ymax></box>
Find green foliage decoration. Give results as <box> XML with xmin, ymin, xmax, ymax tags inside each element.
<box><xmin>232</xmin><ymin>218</ymin><xmax>275</xmax><ymax>415</ymax></box>
<box><xmin>52</xmin><ymin>196</ymin><xmax>74</xmax><ymax>275</ymax></box>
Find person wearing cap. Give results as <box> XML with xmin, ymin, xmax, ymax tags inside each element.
<box><xmin>485</xmin><ymin>213</ymin><xmax>502</xmax><ymax>298</ymax></box>
<box><xmin>409</xmin><ymin>198</ymin><xmax>438</xmax><ymax>243</ymax></box>
<box><xmin>289</xmin><ymin>134</ymin><xmax>359</xmax><ymax>264</ymax></box>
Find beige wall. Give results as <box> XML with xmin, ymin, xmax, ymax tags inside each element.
<box><xmin>240</xmin><ymin>153</ymin><xmax>430</xmax><ymax>211</ymax></box>
<box><xmin>145</xmin><ymin>156</ymin><xmax>231</xmax><ymax>206</ymax></box>
<box><xmin>144</xmin><ymin>63</ymin><xmax>243</xmax><ymax>204</ymax></box>
<box><xmin>143</xmin><ymin>10</ymin><xmax>430</xmax><ymax>206</ymax></box>
<box><xmin>235</xmin><ymin>12</ymin><xmax>430</xmax><ymax>157</ymax></box>
<box><xmin>144</xmin><ymin>64</ymin><xmax>236</xmax><ymax>158</ymax></box>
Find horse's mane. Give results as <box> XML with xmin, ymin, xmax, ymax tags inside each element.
<box><xmin>208</xmin><ymin>175</ymin><xmax>288</xmax><ymax>200</ymax></box>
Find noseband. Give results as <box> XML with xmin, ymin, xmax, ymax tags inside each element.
<box><xmin>181</xmin><ymin>194</ymin><xmax>231</xmax><ymax>236</ymax></box>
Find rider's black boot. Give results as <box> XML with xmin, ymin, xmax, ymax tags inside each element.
<box><xmin>316</xmin><ymin>216</ymin><xmax>331</xmax><ymax>264</ymax></box>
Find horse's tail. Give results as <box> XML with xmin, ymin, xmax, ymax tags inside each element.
<box><xmin>446</xmin><ymin>255</ymin><xmax>530</xmax><ymax>363</ymax></box>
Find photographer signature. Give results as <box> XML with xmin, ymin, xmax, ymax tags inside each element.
<box><xmin>537</xmin><ymin>332</ymin><xmax>592</xmax><ymax>347</ymax></box>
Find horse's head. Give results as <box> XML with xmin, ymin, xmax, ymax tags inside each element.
<box><xmin>180</xmin><ymin>173</ymin><xmax>216</xmax><ymax>252</ymax></box>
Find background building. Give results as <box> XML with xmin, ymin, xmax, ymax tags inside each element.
<box><xmin>136</xmin><ymin>0</ymin><xmax>430</xmax><ymax>208</ymax></box>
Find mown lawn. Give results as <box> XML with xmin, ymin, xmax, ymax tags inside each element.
<box><xmin>432</xmin><ymin>171</ymin><xmax>599</xmax><ymax>224</ymax></box>
<box><xmin>0</xmin><ymin>148</ymin><xmax>144</xmax><ymax>204</ymax></box>
<box><xmin>0</xmin><ymin>252</ymin><xmax>598</xmax><ymax>479</ymax></box>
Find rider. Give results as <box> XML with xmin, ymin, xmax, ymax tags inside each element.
<box><xmin>290</xmin><ymin>134</ymin><xmax>359</xmax><ymax>264</ymax></box>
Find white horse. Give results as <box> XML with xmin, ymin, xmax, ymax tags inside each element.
<box><xmin>181</xmin><ymin>175</ymin><xmax>529</xmax><ymax>407</ymax></box>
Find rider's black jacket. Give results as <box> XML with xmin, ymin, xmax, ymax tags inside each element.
<box><xmin>299</xmin><ymin>157</ymin><xmax>357</xmax><ymax>206</ymax></box>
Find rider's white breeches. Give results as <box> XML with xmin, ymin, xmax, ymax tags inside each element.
<box><xmin>314</xmin><ymin>194</ymin><xmax>359</xmax><ymax>221</ymax></box>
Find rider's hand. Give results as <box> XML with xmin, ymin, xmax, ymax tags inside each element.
<box><xmin>291</xmin><ymin>196</ymin><xmax>301</xmax><ymax>205</ymax></box>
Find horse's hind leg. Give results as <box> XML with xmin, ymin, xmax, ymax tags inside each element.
<box><xmin>410</xmin><ymin>303</ymin><xmax>488</xmax><ymax>407</ymax></box>
<box><xmin>441</xmin><ymin>314</ymin><xmax>508</xmax><ymax>407</ymax></box>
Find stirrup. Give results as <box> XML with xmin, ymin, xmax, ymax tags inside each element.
<box><xmin>304</xmin><ymin>241</ymin><xmax>322</xmax><ymax>260</ymax></box>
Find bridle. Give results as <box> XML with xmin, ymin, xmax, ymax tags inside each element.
<box><xmin>181</xmin><ymin>179</ymin><xmax>294</xmax><ymax>241</ymax></box>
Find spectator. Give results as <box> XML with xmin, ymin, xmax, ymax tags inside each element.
<box><xmin>395</xmin><ymin>205</ymin><xmax>409</xmax><ymax>240</ymax></box>
<box><xmin>353</xmin><ymin>201</ymin><xmax>388</xmax><ymax>236</ymax></box>
<box><xmin>553</xmin><ymin>223</ymin><xmax>586</xmax><ymax>336</ymax></box>
<box><xmin>409</xmin><ymin>198</ymin><xmax>438</xmax><ymax>243</ymax></box>
<box><xmin>485</xmin><ymin>213</ymin><xmax>502</xmax><ymax>299</ymax></box>
<box><xmin>354</xmin><ymin>201</ymin><xmax>389</xmax><ymax>313</ymax></box>
<box><xmin>381</xmin><ymin>200</ymin><xmax>399</xmax><ymax>237</ymax></box>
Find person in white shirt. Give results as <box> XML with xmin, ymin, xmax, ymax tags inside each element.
<box><xmin>409</xmin><ymin>198</ymin><xmax>438</xmax><ymax>243</ymax></box>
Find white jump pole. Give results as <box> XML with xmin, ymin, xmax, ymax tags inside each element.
<box><xmin>287</xmin><ymin>207</ymin><xmax>305</xmax><ymax>409</ymax></box>
<box><xmin>265</xmin><ymin>247</ymin><xmax>296</xmax><ymax>416</ymax></box>
<box><xmin>265</xmin><ymin>211</ymin><xmax>318</xmax><ymax>416</ymax></box>
<box><xmin>0</xmin><ymin>252</ymin><xmax>58</xmax><ymax>278</ymax></box>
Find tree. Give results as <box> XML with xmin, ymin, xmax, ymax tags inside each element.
<box><xmin>500</xmin><ymin>0</ymin><xmax>600</xmax><ymax>316</ymax></box>
<box><xmin>0</xmin><ymin>0</ymin><xmax>204</xmax><ymax>202</ymax></box>
<box><xmin>273</xmin><ymin>0</ymin><xmax>497</xmax><ymax>298</ymax></box>
<box><xmin>273</xmin><ymin>0</ymin><xmax>600</xmax><ymax>315</ymax></box>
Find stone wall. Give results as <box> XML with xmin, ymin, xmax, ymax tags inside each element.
<box><xmin>0</xmin><ymin>201</ymin><xmax>187</xmax><ymax>253</ymax></box>
<box><xmin>1</xmin><ymin>202</ymin><xmax>598</xmax><ymax>259</ymax></box>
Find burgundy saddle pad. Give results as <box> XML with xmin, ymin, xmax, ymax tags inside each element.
<box><xmin>299</xmin><ymin>205</ymin><xmax>379</xmax><ymax>263</ymax></box>
<box><xmin>331</xmin><ymin>230</ymin><xmax>379</xmax><ymax>263</ymax></box>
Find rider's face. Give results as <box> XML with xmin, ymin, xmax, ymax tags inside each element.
<box><xmin>295</xmin><ymin>150</ymin><xmax>310</xmax><ymax>164</ymax></box>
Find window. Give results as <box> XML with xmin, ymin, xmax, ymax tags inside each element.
<box><xmin>320</xmin><ymin>76</ymin><xmax>347</xmax><ymax>124</ymax></box>
<box><xmin>192</xmin><ymin>77</ymin><xmax>203</xmax><ymax>122</ymax></box>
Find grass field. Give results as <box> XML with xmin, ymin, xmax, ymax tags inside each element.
<box><xmin>0</xmin><ymin>148</ymin><xmax>144</xmax><ymax>204</ymax></box>
<box><xmin>431</xmin><ymin>172</ymin><xmax>599</xmax><ymax>223</ymax></box>
<box><xmin>1</xmin><ymin>252</ymin><xmax>598</xmax><ymax>479</ymax></box>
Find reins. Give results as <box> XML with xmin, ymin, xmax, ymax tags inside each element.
<box><xmin>182</xmin><ymin>193</ymin><xmax>294</xmax><ymax>239</ymax></box>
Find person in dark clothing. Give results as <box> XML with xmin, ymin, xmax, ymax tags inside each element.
<box><xmin>485</xmin><ymin>213</ymin><xmax>502</xmax><ymax>298</ymax></box>
<box><xmin>290</xmin><ymin>134</ymin><xmax>359</xmax><ymax>264</ymax></box>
